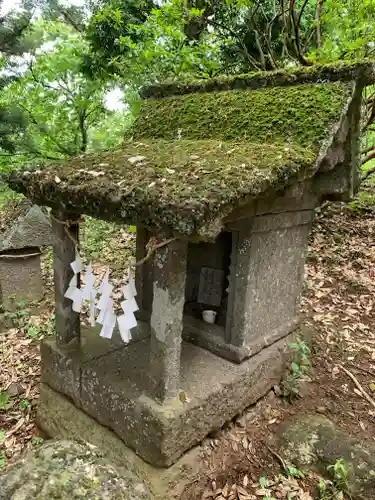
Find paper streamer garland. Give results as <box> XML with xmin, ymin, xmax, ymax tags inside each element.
<box><xmin>64</xmin><ymin>253</ymin><xmax>138</xmax><ymax>344</ymax></box>
<box><xmin>64</xmin><ymin>252</ymin><xmax>84</xmax><ymax>313</ymax></box>
<box><xmin>117</xmin><ymin>265</ymin><xmax>138</xmax><ymax>343</ymax></box>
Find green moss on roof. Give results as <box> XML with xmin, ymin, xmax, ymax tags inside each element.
<box><xmin>8</xmin><ymin>139</ymin><xmax>316</xmax><ymax>239</ymax></box>
<box><xmin>129</xmin><ymin>82</ymin><xmax>353</xmax><ymax>147</ymax></box>
<box><xmin>6</xmin><ymin>66</ymin><xmax>363</xmax><ymax>239</ymax></box>
<box><xmin>141</xmin><ymin>59</ymin><xmax>375</xmax><ymax>99</ymax></box>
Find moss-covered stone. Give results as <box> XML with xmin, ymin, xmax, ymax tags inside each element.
<box><xmin>7</xmin><ymin>139</ymin><xmax>317</xmax><ymax>239</ymax></box>
<box><xmin>0</xmin><ymin>198</ymin><xmax>32</xmax><ymax>234</ymax></box>
<box><xmin>129</xmin><ymin>82</ymin><xmax>352</xmax><ymax>147</ymax></box>
<box><xmin>5</xmin><ymin>63</ymin><xmax>365</xmax><ymax>239</ymax></box>
<box><xmin>0</xmin><ymin>440</ymin><xmax>151</xmax><ymax>500</ymax></box>
<box><xmin>140</xmin><ymin>59</ymin><xmax>375</xmax><ymax>99</ymax></box>
<box><xmin>277</xmin><ymin>414</ymin><xmax>375</xmax><ymax>497</ymax></box>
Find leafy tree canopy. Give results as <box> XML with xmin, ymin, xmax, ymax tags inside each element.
<box><xmin>0</xmin><ymin>19</ymin><xmax>130</xmax><ymax>173</ymax></box>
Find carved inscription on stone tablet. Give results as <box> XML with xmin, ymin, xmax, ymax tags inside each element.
<box><xmin>197</xmin><ymin>267</ymin><xmax>224</xmax><ymax>307</ymax></box>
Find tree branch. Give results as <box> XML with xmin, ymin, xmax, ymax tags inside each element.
<box><xmin>298</xmin><ymin>0</ymin><xmax>310</xmax><ymax>26</ymax></box>
<box><xmin>362</xmin><ymin>143</ymin><xmax>375</xmax><ymax>155</ymax></box>
<box><xmin>289</xmin><ymin>0</ymin><xmax>313</xmax><ymax>66</ymax></box>
<box><xmin>209</xmin><ymin>20</ymin><xmax>262</xmax><ymax>71</ymax></box>
<box><xmin>315</xmin><ymin>0</ymin><xmax>324</xmax><ymax>49</ymax></box>
<box><xmin>362</xmin><ymin>165</ymin><xmax>375</xmax><ymax>180</ymax></box>
<box><xmin>19</xmin><ymin>104</ymin><xmax>75</xmax><ymax>157</ymax></box>
<box><xmin>362</xmin><ymin>149</ymin><xmax>375</xmax><ymax>167</ymax></box>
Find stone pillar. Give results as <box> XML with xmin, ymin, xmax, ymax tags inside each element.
<box><xmin>227</xmin><ymin>211</ymin><xmax>313</xmax><ymax>349</ymax></box>
<box><xmin>135</xmin><ymin>227</ymin><xmax>154</xmax><ymax>320</ymax></box>
<box><xmin>51</xmin><ymin>211</ymin><xmax>80</xmax><ymax>346</ymax></box>
<box><xmin>149</xmin><ymin>239</ymin><xmax>187</xmax><ymax>403</ymax></box>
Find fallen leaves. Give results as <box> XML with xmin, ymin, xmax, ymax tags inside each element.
<box><xmin>0</xmin><ymin>325</ymin><xmax>42</xmax><ymax>462</ymax></box>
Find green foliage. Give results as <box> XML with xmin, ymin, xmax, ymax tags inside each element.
<box><xmin>0</xmin><ymin>19</ymin><xmax>130</xmax><ymax>174</ymax></box>
<box><xmin>346</xmin><ymin>191</ymin><xmax>375</xmax><ymax>214</ymax></box>
<box><xmin>83</xmin><ymin>217</ymin><xmax>120</xmax><ymax>257</ymax></box>
<box><xmin>328</xmin><ymin>459</ymin><xmax>351</xmax><ymax>496</ymax></box>
<box><xmin>280</xmin><ymin>337</ymin><xmax>311</xmax><ymax>400</ymax></box>
<box><xmin>0</xmin><ymin>391</ymin><xmax>12</xmax><ymax>411</ymax></box>
<box><xmin>318</xmin><ymin>459</ymin><xmax>352</xmax><ymax>499</ymax></box>
<box><xmin>84</xmin><ymin>0</ymin><xmax>154</xmax><ymax>79</ymax></box>
<box><xmin>259</xmin><ymin>476</ymin><xmax>267</xmax><ymax>489</ymax></box>
<box><xmin>285</xmin><ymin>466</ymin><xmax>305</xmax><ymax>479</ymax></box>
<box><xmin>0</xmin><ymin>1</ymin><xmax>34</xmax><ymax>153</ymax></box>
<box><xmin>312</xmin><ymin>0</ymin><xmax>375</xmax><ymax>63</ymax></box>
<box><xmin>26</xmin><ymin>316</ymin><xmax>54</xmax><ymax>340</ymax></box>
<box><xmin>85</xmin><ymin>0</ymin><xmax>221</xmax><ymax>84</ymax></box>
<box><xmin>19</xmin><ymin>398</ymin><xmax>30</xmax><ymax>411</ymax></box>
<box><xmin>3</xmin><ymin>301</ymin><xmax>29</xmax><ymax>328</ymax></box>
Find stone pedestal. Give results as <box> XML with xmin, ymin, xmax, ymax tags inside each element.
<box><xmin>40</xmin><ymin>328</ymin><xmax>288</xmax><ymax>468</ymax></box>
<box><xmin>0</xmin><ymin>250</ymin><xmax>43</xmax><ymax>309</ymax></box>
<box><xmin>0</xmin><ymin>201</ymin><xmax>53</xmax><ymax>309</ymax></box>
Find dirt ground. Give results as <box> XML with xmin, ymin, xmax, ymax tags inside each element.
<box><xmin>1</xmin><ymin>194</ymin><xmax>375</xmax><ymax>499</ymax></box>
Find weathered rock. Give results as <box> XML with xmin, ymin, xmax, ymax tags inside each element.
<box><xmin>0</xmin><ymin>199</ymin><xmax>52</xmax><ymax>251</ymax></box>
<box><xmin>0</xmin><ymin>199</ymin><xmax>53</xmax><ymax>308</ymax></box>
<box><xmin>0</xmin><ymin>440</ymin><xmax>152</xmax><ymax>500</ymax></box>
<box><xmin>277</xmin><ymin>414</ymin><xmax>375</xmax><ymax>496</ymax></box>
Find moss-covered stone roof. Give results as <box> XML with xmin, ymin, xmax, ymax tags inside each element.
<box><xmin>128</xmin><ymin>82</ymin><xmax>352</xmax><ymax>146</ymax></box>
<box><xmin>6</xmin><ymin>61</ymin><xmax>370</xmax><ymax>239</ymax></box>
<box><xmin>141</xmin><ymin>59</ymin><xmax>375</xmax><ymax>99</ymax></box>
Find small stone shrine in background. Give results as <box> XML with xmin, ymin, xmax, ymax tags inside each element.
<box><xmin>6</xmin><ymin>61</ymin><xmax>374</xmax><ymax>499</ymax></box>
<box><xmin>0</xmin><ymin>199</ymin><xmax>52</xmax><ymax>309</ymax></box>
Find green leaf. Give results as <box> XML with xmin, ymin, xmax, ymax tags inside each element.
<box><xmin>0</xmin><ymin>391</ymin><xmax>12</xmax><ymax>411</ymax></box>
<box><xmin>20</xmin><ymin>398</ymin><xmax>30</xmax><ymax>411</ymax></box>
<box><xmin>291</xmin><ymin>362</ymin><xmax>300</xmax><ymax>374</ymax></box>
<box><xmin>259</xmin><ymin>476</ymin><xmax>267</xmax><ymax>488</ymax></box>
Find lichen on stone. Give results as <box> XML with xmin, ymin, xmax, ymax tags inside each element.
<box><xmin>5</xmin><ymin>74</ymin><xmax>359</xmax><ymax>239</ymax></box>
<box><xmin>140</xmin><ymin>59</ymin><xmax>375</xmax><ymax>99</ymax></box>
<box><xmin>7</xmin><ymin>139</ymin><xmax>318</xmax><ymax>239</ymax></box>
<box><xmin>0</xmin><ymin>439</ymin><xmax>151</xmax><ymax>500</ymax></box>
<box><xmin>0</xmin><ymin>198</ymin><xmax>32</xmax><ymax>234</ymax></box>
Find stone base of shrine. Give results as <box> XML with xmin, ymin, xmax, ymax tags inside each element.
<box><xmin>39</xmin><ymin>330</ymin><xmax>290</xmax><ymax>469</ymax></box>
<box><xmin>37</xmin><ymin>383</ymin><xmax>205</xmax><ymax>499</ymax></box>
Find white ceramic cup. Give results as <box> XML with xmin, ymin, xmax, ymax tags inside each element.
<box><xmin>202</xmin><ymin>310</ymin><xmax>217</xmax><ymax>324</ymax></box>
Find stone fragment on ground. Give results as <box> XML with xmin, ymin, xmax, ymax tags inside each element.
<box><xmin>277</xmin><ymin>414</ymin><xmax>375</xmax><ymax>496</ymax></box>
<box><xmin>0</xmin><ymin>439</ymin><xmax>152</xmax><ymax>500</ymax></box>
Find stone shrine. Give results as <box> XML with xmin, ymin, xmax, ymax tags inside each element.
<box><xmin>6</xmin><ymin>61</ymin><xmax>374</xmax><ymax>498</ymax></box>
<box><xmin>0</xmin><ymin>199</ymin><xmax>52</xmax><ymax>309</ymax></box>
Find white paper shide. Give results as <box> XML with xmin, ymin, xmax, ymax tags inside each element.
<box><xmin>64</xmin><ymin>254</ymin><xmax>138</xmax><ymax>343</ymax></box>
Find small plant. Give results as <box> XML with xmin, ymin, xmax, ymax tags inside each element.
<box><xmin>279</xmin><ymin>337</ymin><xmax>311</xmax><ymax>400</ymax></box>
<box><xmin>328</xmin><ymin>459</ymin><xmax>351</xmax><ymax>498</ymax></box>
<box><xmin>26</xmin><ymin>315</ymin><xmax>54</xmax><ymax>340</ymax></box>
<box><xmin>318</xmin><ymin>478</ymin><xmax>345</xmax><ymax>500</ymax></box>
<box><xmin>4</xmin><ymin>301</ymin><xmax>29</xmax><ymax>328</ymax></box>
<box><xmin>0</xmin><ymin>391</ymin><xmax>12</xmax><ymax>411</ymax></box>
<box><xmin>259</xmin><ymin>476</ymin><xmax>268</xmax><ymax>488</ymax></box>
<box><xmin>347</xmin><ymin>191</ymin><xmax>375</xmax><ymax>215</ymax></box>
<box><xmin>286</xmin><ymin>465</ymin><xmax>305</xmax><ymax>479</ymax></box>
<box><xmin>26</xmin><ymin>326</ymin><xmax>40</xmax><ymax>339</ymax></box>
<box><xmin>317</xmin><ymin>459</ymin><xmax>351</xmax><ymax>500</ymax></box>
<box><xmin>20</xmin><ymin>398</ymin><xmax>30</xmax><ymax>411</ymax></box>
